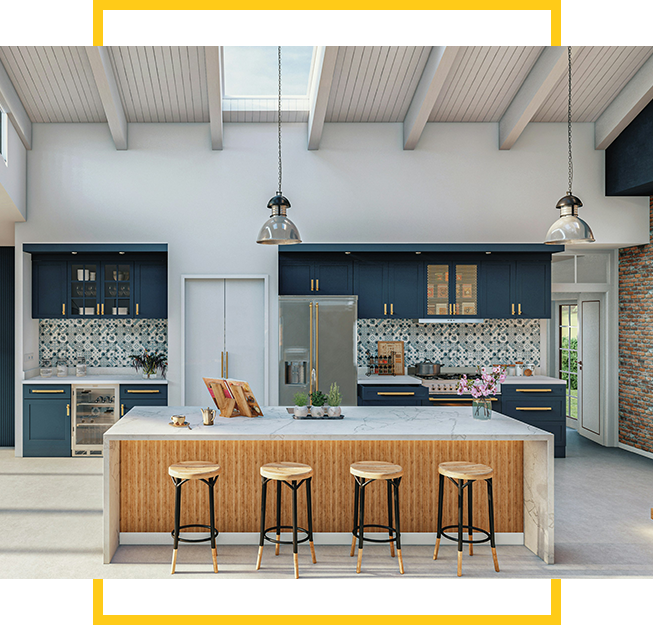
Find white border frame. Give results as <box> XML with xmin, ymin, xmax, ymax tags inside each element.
<box><xmin>180</xmin><ymin>274</ymin><xmax>270</xmax><ymax>406</ymax></box>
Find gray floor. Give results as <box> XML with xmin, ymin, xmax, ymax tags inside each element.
<box><xmin>2</xmin><ymin>429</ymin><xmax>653</xmax><ymax>578</ymax></box>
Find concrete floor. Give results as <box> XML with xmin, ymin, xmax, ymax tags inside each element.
<box><xmin>2</xmin><ymin>429</ymin><xmax>653</xmax><ymax>578</ymax></box>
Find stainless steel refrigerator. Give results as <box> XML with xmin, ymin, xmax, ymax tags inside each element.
<box><xmin>279</xmin><ymin>296</ymin><xmax>358</xmax><ymax>406</ymax></box>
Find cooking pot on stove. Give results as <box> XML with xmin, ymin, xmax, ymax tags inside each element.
<box><xmin>417</xmin><ymin>359</ymin><xmax>441</xmax><ymax>376</ymax></box>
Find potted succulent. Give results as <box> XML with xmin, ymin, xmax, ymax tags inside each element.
<box><xmin>309</xmin><ymin>390</ymin><xmax>327</xmax><ymax>417</ymax></box>
<box><xmin>130</xmin><ymin>350</ymin><xmax>167</xmax><ymax>379</ymax></box>
<box><xmin>293</xmin><ymin>392</ymin><xmax>309</xmax><ymax>417</ymax></box>
<box><xmin>326</xmin><ymin>382</ymin><xmax>342</xmax><ymax>417</ymax></box>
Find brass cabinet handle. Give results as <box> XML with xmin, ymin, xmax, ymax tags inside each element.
<box><xmin>316</xmin><ymin>279</ymin><xmax>319</xmax><ymax>291</ymax></box>
<box><xmin>126</xmin><ymin>390</ymin><xmax>160</xmax><ymax>394</ymax></box>
<box><xmin>315</xmin><ymin>303</ymin><xmax>319</xmax><ymax>390</ymax></box>
<box><xmin>121</xmin><ymin>404</ymin><xmax>125</xmax><ymax>416</ymax></box>
<box><xmin>384</xmin><ymin>303</ymin><xmax>387</xmax><ymax>315</ymax></box>
<box><xmin>390</xmin><ymin>303</ymin><xmax>394</xmax><ymax>315</ymax></box>
<box><xmin>430</xmin><ymin>397</ymin><xmax>497</xmax><ymax>402</ymax></box>
<box><xmin>516</xmin><ymin>389</ymin><xmax>551</xmax><ymax>392</ymax></box>
<box><xmin>311</xmin><ymin>279</ymin><xmax>314</xmax><ymax>291</ymax></box>
<box><xmin>62</xmin><ymin>303</ymin><xmax>65</xmax><ymax>316</ymax></box>
<box><xmin>378</xmin><ymin>392</ymin><xmax>415</xmax><ymax>396</ymax></box>
<box><xmin>96</xmin><ymin>304</ymin><xmax>100</xmax><ymax>315</ymax></box>
<box><xmin>136</xmin><ymin>303</ymin><xmax>139</xmax><ymax>316</ymax></box>
<box><xmin>309</xmin><ymin>303</ymin><xmax>313</xmax><ymax>394</ymax></box>
<box><xmin>31</xmin><ymin>389</ymin><xmax>65</xmax><ymax>393</ymax></box>
<box><xmin>512</xmin><ymin>303</ymin><xmax>515</xmax><ymax>315</ymax></box>
<box><xmin>101</xmin><ymin>303</ymin><xmax>105</xmax><ymax>315</ymax></box>
<box><xmin>516</xmin><ymin>407</ymin><xmax>552</xmax><ymax>411</ymax></box>
<box><xmin>449</xmin><ymin>304</ymin><xmax>452</xmax><ymax>315</ymax></box>
<box><xmin>518</xmin><ymin>303</ymin><xmax>522</xmax><ymax>315</ymax></box>
<box><xmin>66</xmin><ymin>404</ymin><xmax>70</xmax><ymax>416</ymax></box>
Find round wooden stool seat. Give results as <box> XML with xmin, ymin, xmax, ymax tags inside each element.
<box><xmin>438</xmin><ymin>461</ymin><xmax>493</xmax><ymax>481</ymax></box>
<box><xmin>350</xmin><ymin>461</ymin><xmax>404</xmax><ymax>480</ymax></box>
<box><xmin>168</xmin><ymin>461</ymin><xmax>221</xmax><ymax>480</ymax></box>
<box><xmin>260</xmin><ymin>462</ymin><xmax>313</xmax><ymax>482</ymax></box>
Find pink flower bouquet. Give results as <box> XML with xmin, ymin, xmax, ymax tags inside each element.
<box><xmin>458</xmin><ymin>366</ymin><xmax>507</xmax><ymax>418</ymax></box>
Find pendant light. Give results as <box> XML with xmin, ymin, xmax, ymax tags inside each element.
<box><xmin>256</xmin><ymin>46</ymin><xmax>302</xmax><ymax>245</ymax></box>
<box><xmin>544</xmin><ymin>47</ymin><xmax>595</xmax><ymax>245</ymax></box>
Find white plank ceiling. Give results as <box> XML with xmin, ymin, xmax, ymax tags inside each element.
<box><xmin>1</xmin><ymin>45</ymin><xmax>652</xmax><ymax>126</ymax></box>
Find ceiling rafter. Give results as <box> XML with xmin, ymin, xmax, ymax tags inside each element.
<box><xmin>85</xmin><ymin>46</ymin><xmax>128</xmax><ymax>150</ymax></box>
<box><xmin>205</xmin><ymin>46</ymin><xmax>223</xmax><ymax>150</ymax></box>
<box><xmin>307</xmin><ymin>46</ymin><xmax>338</xmax><ymax>150</ymax></box>
<box><xmin>403</xmin><ymin>46</ymin><xmax>460</xmax><ymax>150</ymax></box>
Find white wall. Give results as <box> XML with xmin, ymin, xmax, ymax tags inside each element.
<box><xmin>15</xmin><ymin>121</ymin><xmax>650</xmax><ymax>412</ymax></box>
<box><xmin>0</xmin><ymin>118</ymin><xmax>27</xmax><ymax>244</ymax></box>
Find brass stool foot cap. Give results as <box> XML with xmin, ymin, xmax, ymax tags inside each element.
<box><xmin>349</xmin><ymin>536</ymin><xmax>356</xmax><ymax>557</ymax></box>
<box><xmin>255</xmin><ymin>546</ymin><xmax>263</xmax><ymax>570</ymax></box>
<box><xmin>212</xmin><ymin>547</ymin><xmax>218</xmax><ymax>573</ymax></box>
<box><xmin>492</xmin><ymin>547</ymin><xmax>500</xmax><ymax>572</ymax></box>
<box><xmin>433</xmin><ymin>537</ymin><xmax>441</xmax><ymax>560</ymax></box>
<box><xmin>275</xmin><ymin>534</ymin><xmax>280</xmax><ymax>556</ymax></box>
<box><xmin>356</xmin><ymin>548</ymin><xmax>363</xmax><ymax>574</ymax></box>
<box><xmin>171</xmin><ymin>548</ymin><xmax>178</xmax><ymax>575</ymax></box>
<box><xmin>310</xmin><ymin>541</ymin><xmax>317</xmax><ymax>564</ymax></box>
<box><xmin>397</xmin><ymin>548</ymin><xmax>404</xmax><ymax>574</ymax></box>
<box><xmin>457</xmin><ymin>551</ymin><xmax>462</xmax><ymax>577</ymax></box>
<box><xmin>294</xmin><ymin>553</ymin><xmax>299</xmax><ymax>579</ymax></box>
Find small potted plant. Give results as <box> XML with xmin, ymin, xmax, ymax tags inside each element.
<box><xmin>326</xmin><ymin>382</ymin><xmax>342</xmax><ymax>417</ymax></box>
<box><xmin>309</xmin><ymin>390</ymin><xmax>327</xmax><ymax>417</ymax></box>
<box><xmin>130</xmin><ymin>350</ymin><xmax>167</xmax><ymax>379</ymax></box>
<box><xmin>293</xmin><ymin>392</ymin><xmax>309</xmax><ymax>417</ymax></box>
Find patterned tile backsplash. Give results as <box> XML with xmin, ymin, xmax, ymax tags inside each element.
<box><xmin>357</xmin><ymin>318</ymin><xmax>540</xmax><ymax>367</ymax></box>
<box><xmin>39</xmin><ymin>319</ymin><xmax>167</xmax><ymax>367</ymax></box>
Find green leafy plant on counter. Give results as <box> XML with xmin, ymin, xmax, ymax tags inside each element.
<box><xmin>293</xmin><ymin>392</ymin><xmax>309</xmax><ymax>407</ymax></box>
<box><xmin>310</xmin><ymin>390</ymin><xmax>328</xmax><ymax>407</ymax></box>
<box><xmin>130</xmin><ymin>350</ymin><xmax>167</xmax><ymax>378</ymax></box>
<box><xmin>327</xmin><ymin>383</ymin><xmax>342</xmax><ymax>407</ymax></box>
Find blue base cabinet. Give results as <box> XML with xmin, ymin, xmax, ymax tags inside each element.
<box><xmin>23</xmin><ymin>385</ymin><xmax>71</xmax><ymax>457</ymax></box>
<box><xmin>500</xmin><ymin>383</ymin><xmax>566</xmax><ymax>457</ymax></box>
<box><xmin>119</xmin><ymin>384</ymin><xmax>168</xmax><ymax>417</ymax></box>
<box><xmin>358</xmin><ymin>384</ymin><xmax>428</xmax><ymax>406</ymax></box>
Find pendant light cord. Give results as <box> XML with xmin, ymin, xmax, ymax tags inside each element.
<box><xmin>277</xmin><ymin>45</ymin><xmax>283</xmax><ymax>195</ymax></box>
<box><xmin>567</xmin><ymin>46</ymin><xmax>573</xmax><ymax>196</ymax></box>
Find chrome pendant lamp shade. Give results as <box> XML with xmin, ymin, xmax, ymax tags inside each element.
<box><xmin>544</xmin><ymin>47</ymin><xmax>594</xmax><ymax>245</ymax></box>
<box><xmin>257</xmin><ymin>47</ymin><xmax>301</xmax><ymax>245</ymax></box>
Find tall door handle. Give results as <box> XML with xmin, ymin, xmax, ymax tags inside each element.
<box><xmin>384</xmin><ymin>303</ymin><xmax>387</xmax><ymax>315</ymax></box>
<box><xmin>315</xmin><ymin>303</ymin><xmax>319</xmax><ymax>391</ymax></box>
<box><xmin>390</xmin><ymin>303</ymin><xmax>394</xmax><ymax>315</ymax></box>
<box><xmin>512</xmin><ymin>303</ymin><xmax>515</xmax><ymax>315</ymax></box>
<box><xmin>226</xmin><ymin>351</ymin><xmax>229</xmax><ymax>378</ymax></box>
<box><xmin>221</xmin><ymin>351</ymin><xmax>224</xmax><ymax>377</ymax></box>
<box><xmin>518</xmin><ymin>303</ymin><xmax>522</xmax><ymax>315</ymax></box>
<box><xmin>316</xmin><ymin>279</ymin><xmax>319</xmax><ymax>291</ymax></box>
<box><xmin>311</xmin><ymin>279</ymin><xmax>314</xmax><ymax>291</ymax></box>
<box><xmin>309</xmin><ymin>303</ymin><xmax>313</xmax><ymax>394</ymax></box>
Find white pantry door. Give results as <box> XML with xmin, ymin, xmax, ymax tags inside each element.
<box><xmin>577</xmin><ymin>295</ymin><xmax>603</xmax><ymax>445</ymax></box>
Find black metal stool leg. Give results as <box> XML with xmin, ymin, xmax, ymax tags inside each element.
<box><xmin>171</xmin><ymin>477</ymin><xmax>182</xmax><ymax>574</ymax></box>
<box><xmin>434</xmin><ymin>473</ymin><xmax>444</xmax><ymax>560</ymax></box>
<box><xmin>393</xmin><ymin>478</ymin><xmax>404</xmax><ymax>574</ymax></box>
<box><xmin>487</xmin><ymin>478</ymin><xmax>500</xmax><ymax>572</ymax></box>
<box><xmin>356</xmin><ymin>478</ymin><xmax>366</xmax><ymax>573</ymax></box>
<box><xmin>275</xmin><ymin>479</ymin><xmax>282</xmax><ymax>556</ymax></box>
<box><xmin>256</xmin><ymin>476</ymin><xmax>268</xmax><ymax>570</ymax></box>
<box><xmin>387</xmin><ymin>479</ymin><xmax>395</xmax><ymax>557</ymax></box>
<box><xmin>306</xmin><ymin>477</ymin><xmax>316</xmax><ymax>563</ymax></box>
<box><xmin>467</xmin><ymin>479</ymin><xmax>474</xmax><ymax>556</ymax></box>
<box><xmin>457</xmin><ymin>479</ymin><xmax>464</xmax><ymax>577</ymax></box>
<box><xmin>208</xmin><ymin>477</ymin><xmax>218</xmax><ymax>573</ymax></box>
<box><xmin>292</xmin><ymin>480</ymin><xmax>299</xmax><ymax>579</ymax></box>
<box><xmin>350</xmin><ymin>477</ymin><xmax>359</xmax><ymax>557</ymax></box>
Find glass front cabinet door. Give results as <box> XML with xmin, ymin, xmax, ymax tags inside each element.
<box><xmin>103</xmin><ymin>263</ymin><xmax>133</xmax><ymax>317</ymax></box>
<box><xmin>70</xmin><ymin>263</ymin><xmax>99</xmax><ymax>317</ymax></box>
<box><xmin>426</xmin><ymin>263</ymin><xmax>479</xmax><ymax>318</ymax></box>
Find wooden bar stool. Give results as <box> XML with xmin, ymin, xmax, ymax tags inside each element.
<box><xmin>433</xmin><ymin>461</ymin><xmax>499</xmax><ymax>577</ymax></box>
<box><xmin>255</xmin><ymin>462</ymin><xmax>316</xmax><ymax>579</ymax></box>
<box><xmin>168</xmin><ymin>461</ymin><xmax>221</xmax><ymax>575</ymax></box>
<box><xmin>349</xmin><ymin>460</ymin><xmax>404</xmax><ymax>574</ymax></box>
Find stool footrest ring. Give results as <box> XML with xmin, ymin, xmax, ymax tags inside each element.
<box><xmin>352</xmin><ymin>523</ymin><xmax>397</xmax><ymax>545</ymax></box>
<box><xmin>171</xmin><ymin>524</ymin><xmax>219</xmax><ymax>544</ymax></box>
<box><xmin>263</xmin><ymin>526</ymin><xmax>310</xmax><ymax>546</ymax></box>
<box><xmin>440</xmin><ymin>525</ymin><xmax>491</xmax><ymax>545</ymax></box>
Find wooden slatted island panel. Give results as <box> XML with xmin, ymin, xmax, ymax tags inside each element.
<box><xmin>103</xmin><ymin>406</ymin><xmax>554</xmax><ymax>564</ymax></box>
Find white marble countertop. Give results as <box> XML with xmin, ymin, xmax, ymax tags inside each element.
<box><xmin>357</xmin><ymin>374</ymin><xmax>423</xmax><ymax>385</ymax></box>
<box><xmin>502</xmin><ymin>375</ymin><xmax>566</xmax><ymax>385</ymax></box>
<box><xmin>23</xmin><ymin>374</ymin><xmax>168</xmax><ymax>385</ymax></box>
<box><xmin>104</xmin><ymin>405</ymin><xmax>554</xmax><ymax>442</ymax></box>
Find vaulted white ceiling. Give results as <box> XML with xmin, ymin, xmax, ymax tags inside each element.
<box><xmin>1</xmin><ymin>45</ymin><xmax>653</xmax><ymax>153</ymax></box>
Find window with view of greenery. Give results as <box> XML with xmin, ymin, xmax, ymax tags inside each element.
<box><xmin>559</xmin><ymin>304</ymin><xmax>578</xmax><ymax>419</ymax></box>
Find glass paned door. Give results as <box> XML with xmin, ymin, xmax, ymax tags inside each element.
<box><xmin>559</xmin><ymin>304</ymin><xmax>578</xmax><ymax>419</ymax></box>
<box><xmin>426</xmin><ymin>265</ymin><xmax>450</xmax><ymax>316</ymax></box>
<box><xmin>72</xmin><ymin>386</ymin><xmax>119</xmax><ymax>456</ymax></box>
<box><xmin>454</xmin><ymin>264</ymin><xmax>478</xmax><ymax>316</ymax></box>
<box><xmin>104</xmin><ymin>264</ymin><xmax>132</xmax><ymax>316</ymax></box>
<box><xmin>70</xmin><ymin>263</ymin><xmax>98</xmax><ymax>316</ymax></box>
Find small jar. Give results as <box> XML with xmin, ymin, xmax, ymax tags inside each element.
<box><xmin>507</xmin><ymin>364</ymin><xmax>516</xmax><ymax>377</ymax></box>
<box><xmin>515</xmin><ymin>361</ymin><xmax>524</xmax><ymax>377</ymax></box>
<box><xmin>56</xmin><ymin>360</ymin><xmax>67</xmax><ymax>378</ymax></box>
<box><xmin>40</xmin><ymin>358</ymin><xmax>53</xmax><ymax>378</ymax></box>
<box><xmin>76</xmin><ymin>356</ymin><xmax>87</xmax><ymax>377</ymax></box>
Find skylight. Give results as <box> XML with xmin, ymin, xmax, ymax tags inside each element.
<box><xmin>223</xmin><ymin>47</ymin><xmax>315</xmax><ymax>98</ymax></box>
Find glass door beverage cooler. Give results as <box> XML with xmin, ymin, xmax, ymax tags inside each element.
<box><xmin>72</xmin><ymin>385</ymin><xmax>119</xmax><ymax>456</ymax></box>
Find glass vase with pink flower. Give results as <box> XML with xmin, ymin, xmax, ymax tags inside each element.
<box><xmin>457</xmin><ymin>366</ymin><xmax>507</xmax><ymax>420</ymax></box>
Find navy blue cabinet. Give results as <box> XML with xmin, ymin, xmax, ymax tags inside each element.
<box><xmin>500</xmin><ymin>383</ymin><xmax>566</xmax><ymax>457</ymax></box>
<box><xmin>515</xmin><ymin>261</ymin><xmax>550</xmax><ymax>318</ymax></box>
<box><xmin>358</xmin><ymin>384</ymin><xmax>428</xmax><ymax>406</ymax></box>
<box><xmin>119</xmin><ymin>384</ymin><xmax>168</xmax><ymax>417</ymax></box>
<box><xmin>354</xmin><ymin>262</ymin><xmax>386</xmax><ymax>317</ymax></box>
<box><xmin>31</xmin><ymin>254</ymin><xmax>167</xmax><ymax>319</ymax></box>
<box><xmin>279</xmin><ymin>257</ymin><xmax>353</xmax><ymax>295</ymax></box>
<box><xmin>23</xmin><ymin>385</ymin><xmax>71</xmax><ymax>457</ymax></box>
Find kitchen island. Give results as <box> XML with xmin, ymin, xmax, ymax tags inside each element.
<box><xmin>103</xmin><ymin>406</ymin><xmax>554</xmax><ymax>565</ymax></box>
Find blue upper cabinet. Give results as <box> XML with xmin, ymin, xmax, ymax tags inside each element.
<box><xmin>482</xmin><ymin>262</ymin><xmax>513</xmax><ymax>318</ymax></box>
<box><xmin>354</xmin><ymin>262</ymin><xmax>387</xmax><ymax>317</ymax></box>
<box><xmin>388</xmin><ymin>262</ymin><xmax>423</xmax><ymax>318</ymax></box>
<box><xmin>31</xmin><ymin>253</ymin><xmax>168</xmax><ymax>319</ymax></box>
<box><xmin>279</xmin><ymin>255</ymin><xmax>353</xmax><ymax>296</ymax></box>
<box><xmin>424</xmin><ymin>262</ymin><xmax>480</xmax><ymax>319</ymax></box>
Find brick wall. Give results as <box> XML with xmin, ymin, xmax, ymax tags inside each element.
<box><xmin>619</xmin><ymin>197</ymin><xmax>653</xmax><ymax>453</ymax></box>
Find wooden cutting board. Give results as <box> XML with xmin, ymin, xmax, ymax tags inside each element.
<box><xmin>378</xmin><ymin>341</ymin><xmax>404</xmax><ymax>375</ymax></box>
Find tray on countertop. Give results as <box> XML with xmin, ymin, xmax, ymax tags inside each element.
<box><xmin>286</xmin><ymin>407</ymin><xmax>344</xmax><ymax>420</ymax></box>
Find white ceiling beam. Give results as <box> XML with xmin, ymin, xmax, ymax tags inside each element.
<box><xmin>595</xmin><ymin>53</ymin><xmax>653</xmax><ymax>150</ymax></box>
<box><xmin>0</xmin><ymin>59</ymin><xmax>31</xmax><ymax>150</ymax></box>
<box><xmin>205</xmin><ymin>46</ymin><xmax>224</xmax><ymax>150</ymax></box>
<box><xmin>307</xmin><ymin>46</ymin><xmax>338</xmax><ymax>150</ymax></box>
<box><xmin>499</xmin><ymin>46</ymin><xmax>569</xmax><ymax>150</ymax></box>
<box><xmin>85</xmin><ymin>46</ymin><xmax>128</xmax><ymax>150</ymax></box>
<box><xmin>403</xmin><ymin>46</ymin><xmax>460</xmax><ymax>150</ymax></box>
